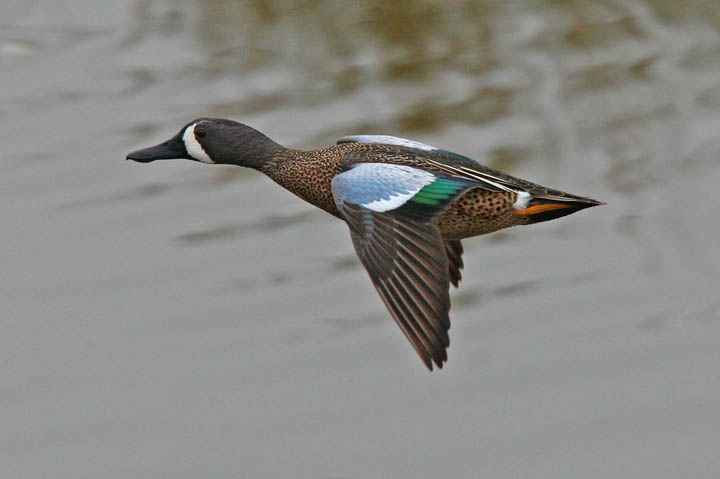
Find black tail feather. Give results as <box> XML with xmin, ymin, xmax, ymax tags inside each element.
<box><xmin>524</xmin><ymin>199</ymin><xmax>603</xmax><ymax>224</ymax></box>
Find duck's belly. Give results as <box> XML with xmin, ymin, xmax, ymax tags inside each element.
<box><xmin>435</xmin><ymin>188</ymin><xmax>529</xmax><ymax>240</ymax></box>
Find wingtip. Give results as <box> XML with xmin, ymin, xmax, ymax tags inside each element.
<box><xmin>420</xmin><ymin>352</ymin><xmax>449</xmax><ymax>371</ymax></box>
<box><xmin>424</xmin><ymin>354</ymin><xmax>447</xmax><ymax>371</ymax></box>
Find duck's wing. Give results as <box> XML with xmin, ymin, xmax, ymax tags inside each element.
<box><xmin>331</xmin><ymin>163</ymin><xmax>476</xmax><ymax>370</ymax></box>
<box><xmin>444</xmin><ymin>239</ymin><xmax>464</xmax><ymax>288</ymax></box>
<box><xmin>337</xmin><ymin>134</ymin><xmax>513</xmax><ymax>192</ymax></box>
<box><xmin>338</xmin><ymin>135</ymin><xmax>439</xmax><ymax>151</ymax></box>
<box><xmin>338</xmin><ymin>135</ymin><xmax>604</xmax><ymax>219</ymax></box>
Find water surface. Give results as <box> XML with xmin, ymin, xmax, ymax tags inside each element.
<box><xmin>2</xmin><ymin>1</ymin><xmax>720</xmax><ymax>477</ymax></box>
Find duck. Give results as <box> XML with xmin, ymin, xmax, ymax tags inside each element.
<box><xmin>127</xmin><ymin>118</ymin><xmax>603</xmax><ymax>370</ymax></box>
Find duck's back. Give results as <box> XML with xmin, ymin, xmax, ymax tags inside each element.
<box><xmin>326</xmin><ymin>143</ymin><xmax>536</xmax><ymax>239</ymax></box>
<box><xmin>266</xmin><ymin>141</ymin><xmax>597</xmax><ymax>240</ymax></box>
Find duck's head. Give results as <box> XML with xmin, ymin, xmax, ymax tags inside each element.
<box><xmin>126</xmin><ymin>118</ymin><xmax>281</xmax><ymax>168</ymax></box>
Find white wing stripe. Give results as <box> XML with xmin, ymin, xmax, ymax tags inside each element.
<box><xmin>364</xmin><ymin>187</ymin><xmax>423</xmax><ymax>212</ymax></box>
<box><xmin>331</xmin><ymin>163</ymin><xmax>436</xmax><ymax>213</ymax></box>
<box><xmin>338</xmin><ymin>135</ymin><xmax>438</xmax><ymax>151</ymax></box>
<box><xmin>426</xmin><ymin>159</ymin><xmax>517</xmax><ymax>193</ymax></box>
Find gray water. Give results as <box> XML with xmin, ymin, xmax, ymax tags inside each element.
<box><xmin>3</xmin><ymin>1</ymin><xmax>720</xmax><ymax>477</ymax></box>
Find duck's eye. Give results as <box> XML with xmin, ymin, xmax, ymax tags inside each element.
<box><xmin>195</xmin><ymin>128</ymin><xmax>207</xmax><ymax>139</ymax></box>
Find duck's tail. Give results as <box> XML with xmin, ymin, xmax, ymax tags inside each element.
<box><xmin>515</xmin><ymin>194</ymin><xmax>604</xmax><ymax>224</ymax></box>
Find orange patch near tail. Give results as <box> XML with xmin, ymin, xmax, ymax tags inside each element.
<box><xmin>515</xmin><ymin>203</ymin><xmax>572</xmax><ymax>216</ymax></box>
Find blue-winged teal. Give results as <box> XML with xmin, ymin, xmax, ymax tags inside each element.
<box><xmin>128</xmin><ymin>118</ymin><xmax>603</xmax><ymax>370</ymax></box>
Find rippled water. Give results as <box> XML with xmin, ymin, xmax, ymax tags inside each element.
<box><xmin>3</xmin><ymin>1</ymin><xmax>720</xmax><ymax>477</ymax></box>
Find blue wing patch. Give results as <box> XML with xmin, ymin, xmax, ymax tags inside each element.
<box><xmin>331</xmin><ymin>163</ymin><xmax>436</xmax><ymax>212</ymax></box>
<box><xmin>332</xmin><ymin>163</ymin><xmax>476</xmax><ymax>221</ymax></box>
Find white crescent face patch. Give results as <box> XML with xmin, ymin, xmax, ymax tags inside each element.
<box><xmin>182</xmin><ymin>123</ymin><xmax>214</xmax><ymax>164</ymax></box>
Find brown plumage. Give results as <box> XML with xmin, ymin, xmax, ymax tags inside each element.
<box><xmin>127</xmin><ymin>118</ymin><xmax>603</xmax><ymax>370</ymax></box>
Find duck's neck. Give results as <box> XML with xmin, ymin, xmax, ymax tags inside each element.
<box><xmin>259</xmin><ymin>147</ymin><xmax>344</xmax><ymax>217</ymax></box>
<box><xmin>241</xmin><ymin>142</ymin><xmax>283</xmax><ymax>170</ymax></box>
<box><xmin>215</xmin><ymin>129</ymin><xmax>283</xmax><ymax>170</ymax></box>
